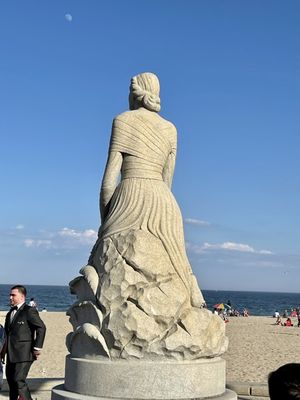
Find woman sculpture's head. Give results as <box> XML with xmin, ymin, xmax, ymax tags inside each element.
<box><xmin>129</xmin><ymin>72</ymin><xmax>161</xmax><ymax>112</ymax></box>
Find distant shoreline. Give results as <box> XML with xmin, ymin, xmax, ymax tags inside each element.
<box><xmin>1</xmin><ymin>283</ymin><xmax>300</xmax><ymax>294</ymax></box>
<box><xmin>1</xmin><ymin>285</ymin><xmax>299</xmax><ymax>315</ymax></box>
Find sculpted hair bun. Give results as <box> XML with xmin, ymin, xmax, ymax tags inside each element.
<box><xmin>130</xmin><ymin>73</ymin><xmax>161</xmax><ymax>112</ymax></box>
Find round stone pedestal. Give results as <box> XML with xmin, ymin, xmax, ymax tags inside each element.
<box><xmin>52</xmin><ymin>356</ymin><xmax>237</xmax><ymax>400</ymax></box>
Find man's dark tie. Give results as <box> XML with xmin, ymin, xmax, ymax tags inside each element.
<box><xmin>9</xmin><ymin>305</ymin><xmax>18</xmax><ymax>324</ymax></box>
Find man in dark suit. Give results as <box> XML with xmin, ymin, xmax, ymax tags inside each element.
<box><xmin>1</xmin><ymin>285</ymin><xmax>46</xmax><ymax>400</ymax></box>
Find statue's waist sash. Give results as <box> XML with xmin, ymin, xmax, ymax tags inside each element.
<box><xmin>121</xmin><ymin>156</ymin><xmax>164</xmax><ymax>180</ymax></box>
<box><xmin>121</xmin><ymin>169</ymin><xmax>163</xmax><ymax>180</ymax></box>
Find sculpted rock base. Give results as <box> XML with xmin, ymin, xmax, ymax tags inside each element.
<box><xmin>68</xmin><ymin>229</ymin><xmax>227</xmax><ymax>361</ymax></box>
<box><xmin>51</xmin><ymin>356</ymin><xmax>237</xmax><ymax>400</ymax></box>
<box><xmin>67</xmin><ymin>230</ymin><xmax>227</xmax><ymax>361</ymax></box>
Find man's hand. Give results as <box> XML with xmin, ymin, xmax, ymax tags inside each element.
<box><xmin>33</xmin><ymin>349</ymin><xmax>41</xmax><ymax>359</ymax></box>
<box><xmin>1</xmin><ymin>346</ymin><xmax>6</xmax><ymax>364</ymax></box>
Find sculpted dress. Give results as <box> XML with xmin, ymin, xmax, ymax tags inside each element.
<box><xmin>97</xmin><ymin>108</ymin><xmax>195</xmax><ymax>295</ymax></box>
<box><xmin>68</xmin><ymin>108</ymin><xmax>227</xmax><ymax>361</ymax></box>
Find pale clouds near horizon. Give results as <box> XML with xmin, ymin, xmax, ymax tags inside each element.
<box><xmin>23</xmin><ymin>227</ymin><xmax>97</xmax><ymax>250</ymax></box>
<box><xmin>1</xmin><ymin>223</ymin><xmax>299</xmax><ymax>289</ymax></box>
<box><xmin>187</xmin><ymin>241</ymin><xmax>273</xmax><ymax>255</ymax></box>
<box><xmin>21</xmin><ymin>226</ymin><xmax>274</xmax><ymax>257</ymax></box>
<box><xmin>184</xmin><ymin>218</ymin><xmax>211</xmax><ymax>226</ymax></box>
<box><xmin>15</xmin><ymin>224</ymin><xmax>24</xmax><ymax>230</ymax></box>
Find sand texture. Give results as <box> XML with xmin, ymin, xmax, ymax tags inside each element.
<box><xmin>223</xmin><ymin>315</ymin><xmax>300</xmax><ymax>382</ymax></box>
<box><xmin>1</xmin><ymin>312</ymin><xmax>300</xmax><ymax>383</ymax></box>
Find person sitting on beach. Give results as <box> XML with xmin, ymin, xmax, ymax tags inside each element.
<box><xmin>268</xmin><ymin>363</ymin><xmax>300</xmax><ymax>399</ymax></box>
<box><xmin>273</xmin><ymin>310</ymin><xmax>280</xmax><ymax>318</ymax></box>
<box><xmin>243</xmin><ymin>308</ymin><xmax>249</xmax><ymax>317</ymax></box>
<box><xmin>227</xmin><ymin>308</ymin><xmax>238</xmax><ymax>317</ymax></box>
<box><xmin>284</xmin><ymin>317</ymin><xmax>293</xmax><ymax>327</ymax></box>
<box><xmin>291</xmin><ymin>309</ymin><xmax>297</xmax><ymax>317</ymax></box>
<box><xmin>283</xmin><ymin>309</ymin><xmax>288</xmax><ymax>318</ymax></box>
<box><xmin>222</xmin><ymin>315</ymin><xmax>229</xmax><ymax>323</ymax></box>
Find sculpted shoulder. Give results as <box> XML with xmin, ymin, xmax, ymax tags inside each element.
<box><xmin>164</xmin><ymin>118</ymin><xmax>177</xmax><ymax>134</ymax></box>
<box><xmin>112</xmin><ymin>109</ymin><xmax>177</xmax><ymax>144</ymax></box>
<box><xmin>113</xmin><ymin>110</ymin><xmax>135</xmax><ymax>124</ymax></box>
<box><xmin>115</xmin><ymin>109</ymin><xmax>176</xmax><ymax>126</ymax></box>
<box><xmin>158</xmin><ymin>116</ymin><xmax>177</xmax><ymax>144</ymax></box>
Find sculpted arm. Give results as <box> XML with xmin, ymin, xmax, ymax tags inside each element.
<box><xmin>162</xmin><ymin>126</ymin><xmax>177</xmax><ymax>189</ymax></box>
<box><xmin>100</xmin><ymin>150</ymin><xmax>123</xmax><ymax>222</ymax></box>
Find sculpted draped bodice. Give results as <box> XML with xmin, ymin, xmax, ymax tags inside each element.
<box><xmin>110</xmin><ymin>110</ymin><xmax>176</xmax><ymax>181</ymax></box>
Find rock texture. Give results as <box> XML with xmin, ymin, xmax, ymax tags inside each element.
<box><xmin>68</xmin><ymin>228</ymin><xmax>228</xmax><ymax>360</ymax></box>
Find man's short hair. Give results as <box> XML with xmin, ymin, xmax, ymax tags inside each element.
<box><xmin>11</xmin><ymin>285</ymin><xmax>27</xmax><ymax>297</ymax></box>
<box><xmin>268</xmin><ymin>363</ymin><xmax>300</xmax><ymax>399</ymax></box>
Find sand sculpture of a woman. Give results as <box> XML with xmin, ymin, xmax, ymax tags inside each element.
<box><xmin>67</xmin><ymin>73</ymin><xmax>227</xmax><ymax>360</ymax></box>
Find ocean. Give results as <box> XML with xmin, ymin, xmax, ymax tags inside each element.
<box><xmin>0</xmin><ymin>284</ymin><xmax>299</xmax><ymax>316</ymax></box>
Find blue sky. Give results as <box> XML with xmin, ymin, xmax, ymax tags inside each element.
<box><xmin>1</xmin><ymin>1</ymin><xmax>299</xmax><ymax>292</ymax></box>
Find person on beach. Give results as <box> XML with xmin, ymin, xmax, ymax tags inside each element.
<box><xmin>2</xmin><ymin>285</ymin><xmax>46</xmax><ymax>400</ymax></box>
<box><xmin>242</xmin><ymin>308</ymin><xmax>249</xmax><ymax>317</ymax></box>
<box><xmin>268</xmin><ymin>363</ymin><xmax>300</xmax><ymax>399</ymax></box>
<box><xmin>291</xmin><ymin>309</ymin><xmax>297</xmax><ymax>317</ymax></box>
<box><xmin>275</xmin><ymin>316</ymin><xmax>282</xmax><ymax>325</ymax></box>
<box><xmin>284</xmin><ymin>317</ymin><xmax>293</xmax><ymax>326</ymax></box>
<box><xmin>28</xmin><ymin>298</ymin><xmax>37</xmax><ymax>309</ymax></box>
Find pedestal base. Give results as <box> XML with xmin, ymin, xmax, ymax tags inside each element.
<box><xmin>52</xmin><ymin>385</ymin><xmax>237</xmax><ymax>400</ymax></box>
<box><xmin>52</xmin><ymin>356</ymin><xmax>237</xmax><ymax>400</ymax></box>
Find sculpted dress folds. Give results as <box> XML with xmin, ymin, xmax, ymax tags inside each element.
<box><xmin>68</xmin><ymin>73</ymin><xmax>227</xmax><ymax>360</ymax></box>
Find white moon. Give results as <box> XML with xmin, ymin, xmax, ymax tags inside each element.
<box><xmin>65</xmin><ymin>13</ymin><xmax>73</xmax><ymax>22</ymax></box>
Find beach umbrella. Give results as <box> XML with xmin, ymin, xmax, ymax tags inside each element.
<box><xmin>214</xmin><ymin>303</ymin><xmax>225</xmax><ymax>310</ymax></box>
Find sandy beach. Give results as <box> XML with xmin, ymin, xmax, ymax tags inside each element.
<box><xmin>223</xmin><ymin>315</ymin><xmax>300</xmax><ymax>383</ymax></box>
<box><xmin>1</xmin><ymin>312</ymin><xmax>300</xmax><ymax>384</ymax></box>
